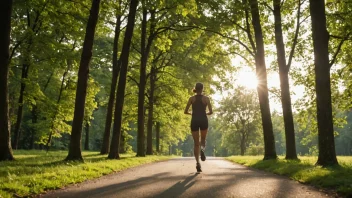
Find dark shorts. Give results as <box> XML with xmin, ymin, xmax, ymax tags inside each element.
<box><xmin>191</xmin><ymin>118</ymin><xmax>208</xmax><ymax>131</ymax></box>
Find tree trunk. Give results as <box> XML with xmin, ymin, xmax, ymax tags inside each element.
<box><xmin>279</xmin><ymin>73</ymin><xmax>297</xmax><ymax>158</ymax></box>
<box><xmin>66</xmin><ymin>0</ymin><xmax>101</xmax><ymax>161</ymax></box>
<box><xmin>160</xmin><ymin>139</ymin><xmax>163</xmax><ymax>153</ymax></box>
<box><xmin>249</xmin><ymin>0</ymin><xmax>277</xmax><ymax>160</ymax></box>
<box><xmin>84</xmin><ymin>121</ymin><xmax>89</xmax><ymax>150</ymax></box>
<box><xmin>13</xmin><ymin>6</ymin><xmax>39</xmax><ymax>150</ymax></box>
<box><xmin>108</xmin><ymin>0</ymin><xmax>139</xmax><ymax>159</ymax></box>
<box><xmin>13</xmin><ymin>62</ymin><xmax>29</xmax><ymax>149</ymax></box>
<box><xmin>119</xmin><ymin>130</ymin><xmax>125</xmax><ymax>153</ymax></box>
<box><xmin>30</xmin><ymin>104</ymin><xmax>38</xmax><ymax>149</ymax></box>
<box><xmin>137</xmin><ymin>6</ymin><xmax>148</xmax><ymax>157</ymax></box>
<box><xmin>0</xmin><ymin>0</ymin><xmax>14</xmax><ymax>161</ymax></box>
<box><xmin>240</xmin><ymin>121</ymin><xmax>246</xmax><ymax>156</ymax></box>
<box><xmin>309</xmin><ymin>0</ymin><xmax>338</xmax><ymax>166</ymax></box>
<box><xmin>12</xmin><ymin>2</ymin><xmax>46</xmax><ymax>150</ymax></box>
<box><xmin>137</xmin><ymin>7</ymin><xmax>156</xmax><ymax>157</ymax></box>
<box><xmin>146</xmin><ymin>67</ymin><xmax>156</xmax><ymax>155</ymax></box>
<box><xmin>240</xmin><ymin>133</ymin><xmax>245</xmax><ymax>156</ymax></box>
<box><xmin>43</xmin><ymin>71</ymin><xmax>54</xmax><ymax>92</ymax></box>
<box><xmin>273</xmin><ymin>0</ymin><xmax>297</xmax><ymax>160</ymax></box>
<box><xmin>100</xmin><ymin>3</ymin><xmax>122</xmax><ymax>155</ymax></box>
<box><xmin>46</xmin><ymin>68</ymin><xmax>68</xmax><ymax>151</ymax></box>
<box><xmin>156</xmin><ymin>122</ymin><xmax>160</xmax><ymax>152</ymax></box>
<box><xmin>146</xmin><ymin>106</ymin><xmax>153</xmax><ymax>155</ymax></box>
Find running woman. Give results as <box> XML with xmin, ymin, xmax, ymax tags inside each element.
<box><xmin>184</xmin><ymin>82</ymin><xmax>213</xmax><ymax>172</ymax></box>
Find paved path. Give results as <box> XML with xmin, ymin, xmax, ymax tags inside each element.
<box><xmin>41</xmin><ymin>157</ymin><xmax>333</xmax><ymax>198</ymax></box>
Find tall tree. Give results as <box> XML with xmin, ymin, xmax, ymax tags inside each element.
<box><xmin>66</xmin><ymin>0</ymin><xmax>101</xmax><ymax>161</ymax></box>
<box><xmin>272</xmin><ymin>0</ymin><xmax>301</xmax><ymax>159</ymax></box>
<box><xmin>12</xmin><ymin>2</ymin><xmax>48</xmax><ymax>149</ymax></box>
<box><xmin>45</xmin><ymin>65</ymin><xmax>70</xmax><ymax>151</ymax></box>
<box><xmin>146</xmin><ymin>65</ymin><xmax>156</xmax><ymax>155</ymax></box>
<box><xmin>101</xmin><ymin>0</ymin><xmax>123</xmax><ymax>155</ymax></box>
<box><xmin>0</xmin><ymin>0</ymin><xmax>14</xmax><ymax>161</ymax></box>
<box><xmin>156</xmin><ymin>122</ymin><xmax>160</xmax><ymax>152</ymax></box>
<box><xmin>146</xmin><ymin>51</ymin><xmax>164</xmax><ymax>155</ymax></box>
<box><xmin>218</xmin><ymin>87</ymin><xmax>261</xmax><ymax>156</ymax></box>
<box><xmin>249</xmin><ymin>0</ymin><xmax>277</xmax><ymax>159</ymax></box>
<box><xmin>108</xmin><ymin>0</ymin><xmax>139</xmax><ymax>159</ymax></box>
<box><xmin>138</xmin><ymin>2</ymin><xmax>156</xmax><ymax>156</ymax></box>
<box><xmin>309</xmin><ymin>0</ymin><xmax>338</xmax><ymax>166</ymax></box>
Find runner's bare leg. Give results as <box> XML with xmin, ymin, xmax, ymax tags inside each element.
<box><xmin>200</xmin><ymin>129</ymin><xmax>208</xmax><ymax>149</ymax></box>
<box><xmin>192</xmin><ymin>131</ymin><xmax>200</xmax><ymax>163</ymax></box>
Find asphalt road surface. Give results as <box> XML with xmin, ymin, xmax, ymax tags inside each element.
<box><xmin>41</xmin><ymin>157</ymin><xmax>333</xmax><ymax>198</ymax></box>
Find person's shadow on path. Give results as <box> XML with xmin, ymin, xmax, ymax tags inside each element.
<box><xmin>154</xmin><ymin>173</ymin><xmax>199</xmax><ymax>198</ymax></box>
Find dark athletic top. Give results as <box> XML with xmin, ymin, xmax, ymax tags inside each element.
<box><xmin>192</xmin><ymin>95</ymin><xmax>207</xmax><ymax>119</ymax></box>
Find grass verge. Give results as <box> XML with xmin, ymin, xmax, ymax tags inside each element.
<box><xmin>0</xmin><ymin>150</ymin><xmax>173</xmax><ymax>198</ymax></box>
<box><xmin>226</xmin><ymin>156</ymin><xmax>352</xmax><ymax>197</ymax></box>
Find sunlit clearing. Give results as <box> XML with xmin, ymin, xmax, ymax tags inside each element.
<box><xmin>236</xmin><ymin>69</ymin><xmax>258</xmax><ymax>89</ymax></box>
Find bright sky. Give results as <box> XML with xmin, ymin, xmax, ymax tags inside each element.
<box><xmin>212</xmin><ymin>58</ymin><xmax>305</xmax><ymax>113</ymax></box>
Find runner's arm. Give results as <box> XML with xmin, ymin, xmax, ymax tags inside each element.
<box><xmin>206</xmin><ymin>97</ymin><xmax>213</xmax><ymax>115</ymax></box>
<box><xmin>184</xmin><ymin>97</ymin><xmax>192</xmax><ymax>115</ymax></box>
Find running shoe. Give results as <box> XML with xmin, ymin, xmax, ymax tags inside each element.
<box><xmin>201</xmin><ymin>148</ymin><xmax>206</xmax><ymax>161</ymax></box>
<box><xmin>196</xmin><ymin>163</ymin><xmax>202</xmax><ymax>172</ymax></box>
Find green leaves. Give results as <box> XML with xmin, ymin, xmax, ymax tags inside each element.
<box><xmin>216</xmin><ymin>86</ymin><xmax>262</xmax><ymax>155</ymax></box>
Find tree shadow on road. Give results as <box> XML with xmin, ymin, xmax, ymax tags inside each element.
<box><xmin>42</xmin><ymin>158</ymin><xmax>340</xmax><ymax>198</ymax></box>
<box><xmin>60</xmin><ymin>168</ymin><xmax>298</xmax><ymax>198</ymax></box>
<box><xmin>153</xmin><ymin>173</ymin><xmax>199</xmax><ymax>198</ymax></box>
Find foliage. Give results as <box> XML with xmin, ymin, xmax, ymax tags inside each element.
<box><xmin>217</xmin><ymin>86</ymin><xmax>262</xmax><ymax>155</ymax></box>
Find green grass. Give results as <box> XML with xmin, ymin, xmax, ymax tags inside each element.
<box><xmin>0</xmin><ymin>150</ymin><xmax>173</xmax><ymax>198</ymax></box>
<box><xmin>226</xmin><ymin>156</ymin><xmax>352</xmax><ymax>196</ymax></box>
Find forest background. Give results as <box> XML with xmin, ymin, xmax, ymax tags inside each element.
<box><xmin>1</xmin><ymin>0</ymin><xmax>352</xmax><ymax>164</ymax></box>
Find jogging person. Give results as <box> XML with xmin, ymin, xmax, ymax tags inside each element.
<box><xmin>184</xmin><ymin>82</ymin><xmax>213</xmax><ymax>172</ymax></box>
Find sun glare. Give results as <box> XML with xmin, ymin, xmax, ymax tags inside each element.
<box><xmin>236</xmin><ymin>69</ymin><xmax>258</xmax><ymax>89</ymax></box>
